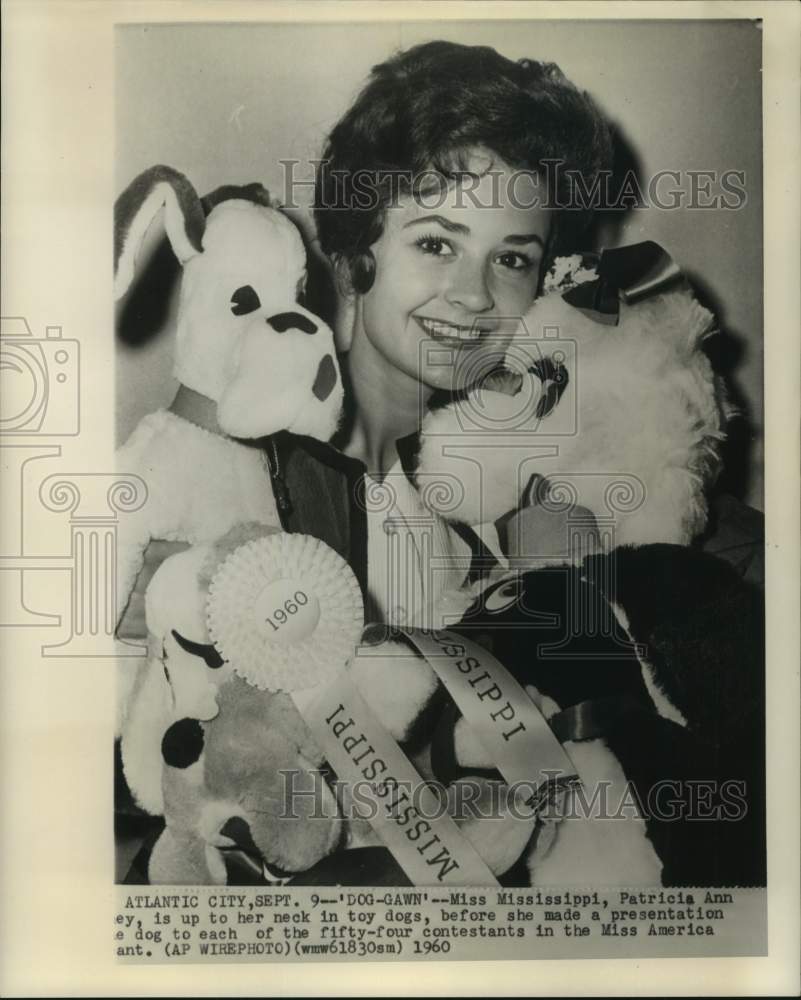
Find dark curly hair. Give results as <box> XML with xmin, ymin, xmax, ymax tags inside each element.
<box><xmin>314</xmin><ymin>40</ymin><xmax>613</xmax><ymax>289</ymax></box>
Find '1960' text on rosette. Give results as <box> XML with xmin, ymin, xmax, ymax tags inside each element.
<box><xmin>206</xmin><ymin>533</ymin><xmax>364</xmax><ymax>692</ymax></box>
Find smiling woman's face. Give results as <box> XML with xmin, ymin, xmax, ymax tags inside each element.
<box><xmin>353</xmin><ymin>152</ymin><xmax>552</xmax><ymax>396</ymax></box>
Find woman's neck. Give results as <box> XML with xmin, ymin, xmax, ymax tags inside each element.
<box><xmin>340</xmin><ymin>333</ymin><xmax>432</xmax><ymax>479</ymax></box>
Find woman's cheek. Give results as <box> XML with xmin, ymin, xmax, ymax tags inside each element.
<box><xmin>496</xmin><ymin>270</ymin><xmax>541</xmax><ymax>320</ymax></box>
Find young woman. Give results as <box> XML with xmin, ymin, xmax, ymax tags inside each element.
<box><xmin>265</xmin><ymin>40</ymin><xmax>612</xmax><ymax>626</ymax></box>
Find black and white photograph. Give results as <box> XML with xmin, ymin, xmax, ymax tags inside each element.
<box><xmin>2</xmin><ymin>1</ymin><xmax>799</xmax><ymax>994</ymax></box>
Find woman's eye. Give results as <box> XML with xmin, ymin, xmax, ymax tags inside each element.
<box><xmin>495</xmin><ymin>251</ymin><xmax>533</xmax><ymax>271</ymax></box>
<box><xmin>415</xmin><ymin>235</ymin><xmax>454</xmax><ymax>257</ymax></box>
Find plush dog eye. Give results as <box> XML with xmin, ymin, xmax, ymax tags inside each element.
<box><xmin>528</xmin><ymin>356</ymin><xmax>569</xmax><ymax>418</ymax></box>
<box><xmin>484</xmin><ymin>578</ymin><xmax>523</xmax><ymax>613</ymax></box>
<box><xmin>231</xmin><ymin>285</ymin><xmax>261</xmax><ymax>316</ymax></box>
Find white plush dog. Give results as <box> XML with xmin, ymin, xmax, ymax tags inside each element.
<box><xmin>416</xmin><ymin>248</ymin><xmax>726</xmax><ymax>551</ymax></box>
<box><xmin>114</xmin><ymin>166</ymin><xmax>343</xmax><ymax>738</ymax></box>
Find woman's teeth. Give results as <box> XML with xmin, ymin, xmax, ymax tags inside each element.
<box><xmin>418</xmin><ymin>318</ymin><xmax>483</xmax><ymax>342</ymax></box>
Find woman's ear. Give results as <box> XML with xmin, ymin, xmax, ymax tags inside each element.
<box><xmin>349</xmin><ymin>250</ymin><xmax>376</xmax><ymax>295</ymax></box>
<box><xmin>334</xmin><ymin>294</ymin><xmax>358</xmax><ymax>353</ymax></box>
<box><xmin>331</xmin><ymin>254</ymin><xmax>357</xmax><ymax>352</ymax></box>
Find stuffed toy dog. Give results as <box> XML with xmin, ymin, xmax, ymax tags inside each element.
<box><xmin>133</xmin><ymin>524</ymin><xmax>535</xmax><ymax>885</ymax></box>
<box><xmin>416</xmin><ymin>243</ymin><xmax>727</xmax><ymax>552</ymax></box>
<box><xmin>134</xmin><ymin>528</ymin><xmax>340</xmax><ymax>883</ymax></box>
<box><xmin>412</xmin><ymin>547</ymin><xmax>764</xmax><ymax>888</ymax></box>
<box><xmin>114</xmin><ymin>166</ymin><xmax>344</xmax><ymax>733</ymax></box>
<box><xmin>132</xmin><ymin>526</ymin><xmax>434</xmax><ymax>885</ymax></box>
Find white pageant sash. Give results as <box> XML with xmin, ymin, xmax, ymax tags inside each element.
<box><xmin>296</xmin><ymin>671</ymin><xmax>500</xmax><ymax>887</ymax></box>
<box><xmin>399</xmin><ymin>628</ymin><xmax>580</xmax><ymax>809</ymax></box>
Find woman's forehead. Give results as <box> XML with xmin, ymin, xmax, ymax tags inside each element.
<box><xmin>385</xmin><ymin>164</ymin><xmax>549</xmax><ymax>243</ymax></box>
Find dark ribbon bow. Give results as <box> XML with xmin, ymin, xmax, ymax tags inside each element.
<box><xmin>561</xmin><ymin>240</ymin><xmax>684</xmax><ymax>325</ymax></box>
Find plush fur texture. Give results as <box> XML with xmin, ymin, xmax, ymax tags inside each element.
<box><xmin>149</xmin><ymin>675</ymin><xmax>342</xmax><ymax>885</ymax></box>
<box><xmin>132</xmin><ymin>536</ymin><xmax>439</xmax><ymax>883</ymax></box>
<box><xmin>417</xmin><ymin>282</ymin><xmax>726</xmax><ymax>549</ymax></box>
<box><xmin>114</xmin><ymin>167</ymin><xmax>344</xmax><ymax>731</ymax></box>
<box><xmin>114</xmin><ymin>165</ymin><xmax>205</xmax><ymax>299</ymax></box>
<box><xmin>346</xmin><ymin>619</ymin><xmax>664</xmax><ymax>885</ymax></box>
<box><xmin>121</xmin><ymin>542</ymin><xmax>235</xmax><ymax>815</ymax></box>
<box><xmin>408</xmin><ymin>273</ymin><xmax>736</xmax><ymax>884</ymax></box>
<box><xmin>525</xmin><ymin>737</ymin><xmax>663</xmax><ymax>885</ymax></box>
<box><xmin>124</xmin><ymin>534</ymin><xmax>339</xmax><ymax>882</ymax></box>
<box><xmin>116</xmin><ymin>412</ymin><xmax>280</xmax><ymax>628</ymax></box>
<box><xmin>447</xmin><ymin>679</ymin><xmax>662</xmax><ymax>885</ymax></box>
<box><xmin>129</xmin><ymin>536</ymin><xmax>761</xmax><ymax>887</ymax></box>
<box><xmin>171</xmin><ymin>197</ymin><xmax>343</xmax><ymax>441</ymax></box>
<box><xmin>115</xmin><ymin>169</ymin><xmax>335</xmax><ymax>432</ymax></box>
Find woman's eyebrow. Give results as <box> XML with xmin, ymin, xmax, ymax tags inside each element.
<box><xmin>403</xmin><ymin>214</ymin><xmax>544</xmax><ymax>249</ymax></box>
<box><xmin>403</xmin><ymin>214</ymin><xmax>470</xmax><ymax>234</ymax></box>
<box><xmin>503</xmin><ymin>233</ymin><xmax>545</xmax><ymax>248</ymax></box>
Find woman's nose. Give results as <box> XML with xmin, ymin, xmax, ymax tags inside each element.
<box><xmin>444</xmin><ymin>257</ymin><xmax>494</xmax><ymax>313</ymax></box>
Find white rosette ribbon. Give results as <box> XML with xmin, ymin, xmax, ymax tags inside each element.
<box><xmin>206</xmin><ymin>533</ymin><xmax>364</xmax><ymax>692</ymax></box>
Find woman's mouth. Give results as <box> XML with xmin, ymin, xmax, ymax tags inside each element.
<box><xmin>415</xmin><ymin>316</ymin><xmax>488</xmax><ymax>345</ymax></box>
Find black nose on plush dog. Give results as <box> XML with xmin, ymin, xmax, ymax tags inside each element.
<box><xmin>218</xmin><ymin>816</ymin><xmax>295</xmax><ymax>883</ymax></box>
<box><xmin>312</xmin><ymin>354</ymin><xmax>337</xmax><ymax>401</ymax></box>
<box><xmin>219</xmin><ymin>816</ymin><xmax>261</xmax><ymax>854</ymax></box>
<box><xmin>267</xmin><ymin>311</ymin><xmax>318</xmax><ymax>335</ymax></box>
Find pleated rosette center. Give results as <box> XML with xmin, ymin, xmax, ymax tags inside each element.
<box><xmin>206</xmin><ymin>533</ymin><xmax>364</xmax><ymax>691</ymax></box>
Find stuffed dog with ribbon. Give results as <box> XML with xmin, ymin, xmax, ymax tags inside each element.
<box><xmin>114</xmin><ymin>166</ymin><xmax>347</xmax><ymax>816</ymax></box>
<box><xmin>114</xmin><ymin>166</ymin><xmax>344</xmax><ymax>752</ymax></box>
<box><xmin>132</xmin><ymin>524</ymin><xmax>504</xmax><ymax>886</ymax></box>
<box><xmin>138</xmin><ymin>527</ymin><xmax>345</xmax><ymax>885</ymax></box>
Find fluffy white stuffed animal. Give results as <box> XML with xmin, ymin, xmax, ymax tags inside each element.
<box><xmin>416</xmin><ymin>245</ymin><xmax>726</xmax><ymax>552</ymax></box>
<box><xmin>114</xmin><ymin>166</ymin><xmax>344</xmax><ymax>734</ymax></box>
<box><xmin>125</xmin><ymin>523</ymin><xmax>537</xmax><ymax>881</ymax></box>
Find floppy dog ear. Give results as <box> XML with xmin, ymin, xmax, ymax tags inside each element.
<box><xmin>114</xmin><ymin>165</ymin><xmax>206</xmax><ymax>300</ymax></box>
<box><xmin>200</xmin><ymin>180</ymin><xmax>272</xmax><ymax>214</ymax></box>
